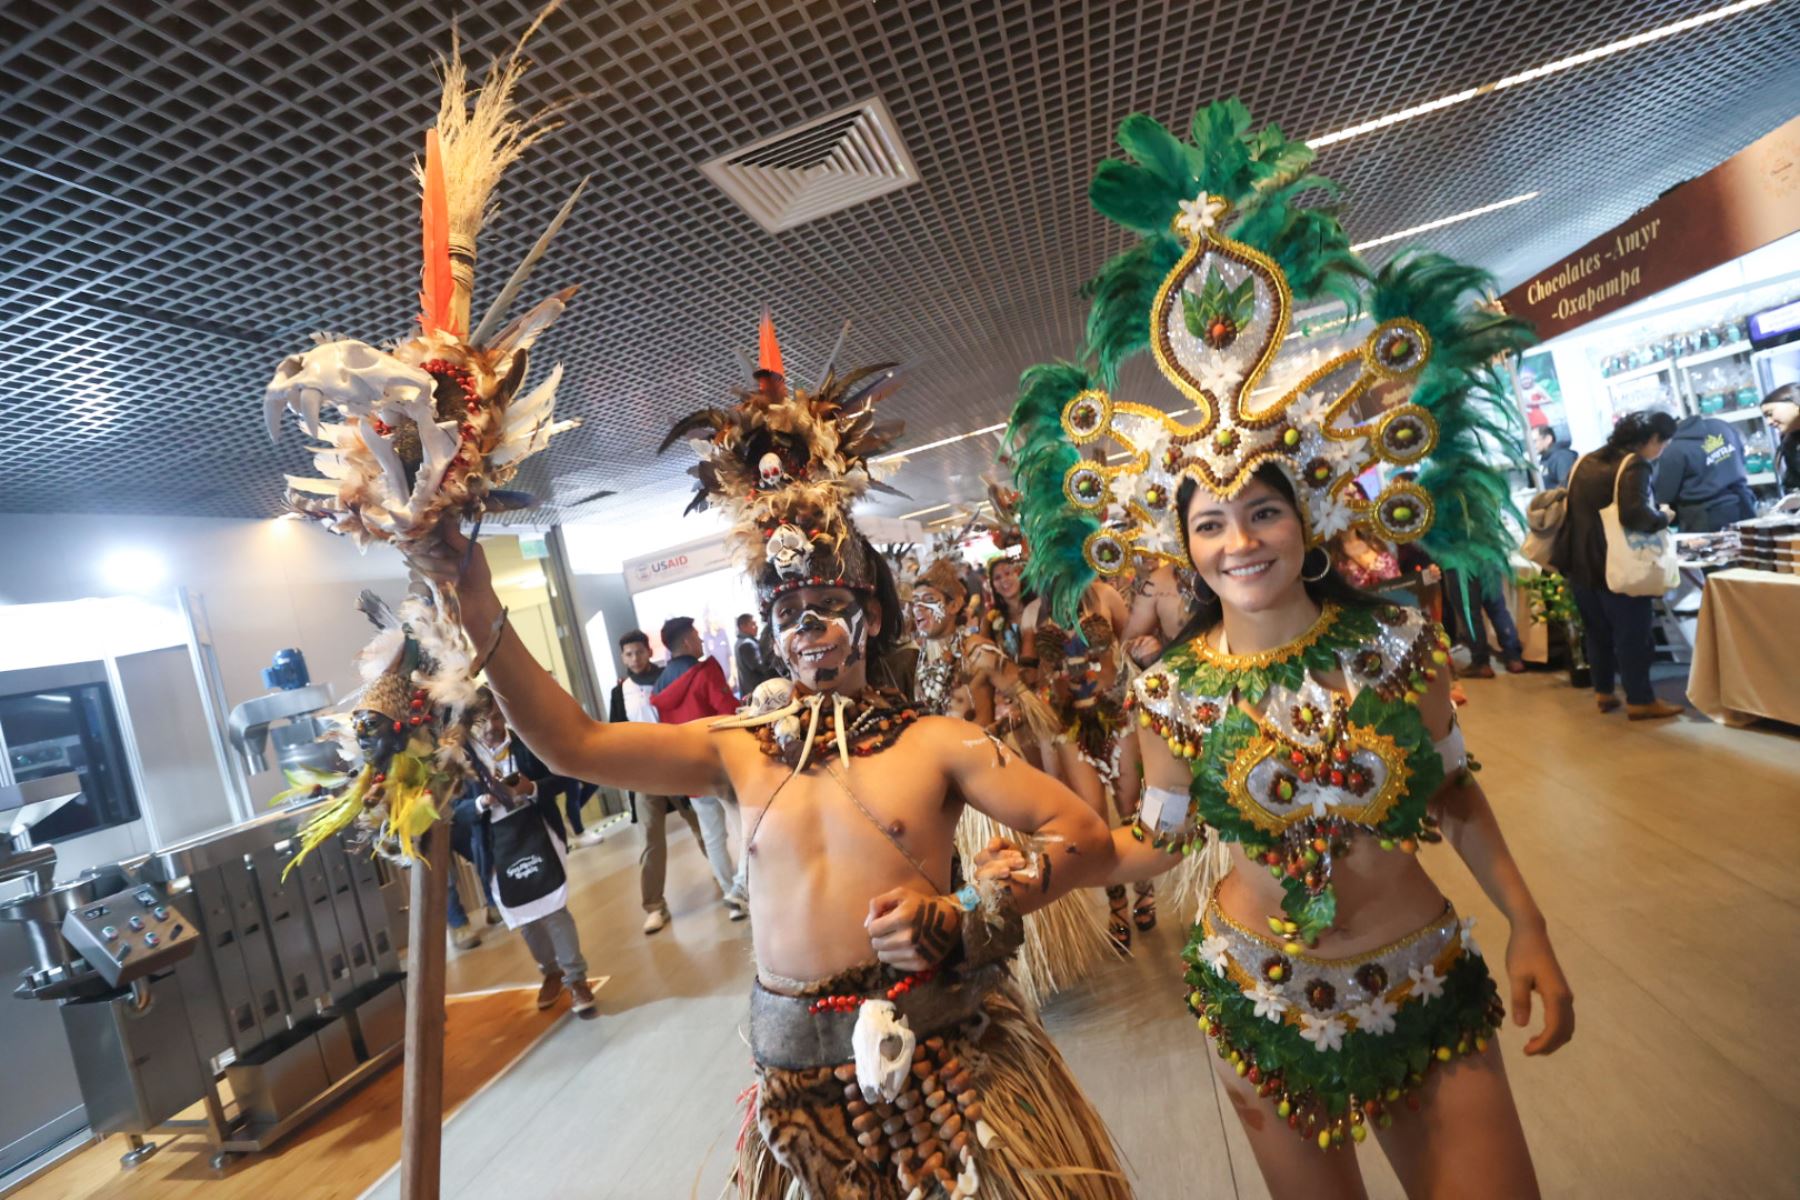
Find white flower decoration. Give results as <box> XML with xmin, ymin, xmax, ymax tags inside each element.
<box><xmin>1176</xmin><ymin>192</ymin><xmax>1227</xmax><ymax>239</ymax></box>
<box><xmin>1248</xmin><ymin>980</ymin><xmax>1289</xmax><ymax>1023</ymax></box>
<box><xmin>1408</xmin><ymin>962</ymin><xmax>1445</xmax><ymax>1003</ymax></box>
<box><xmin>1292</xmin><ymin>389</ymin><xmax>1336</xmax><ymax>431</ymax></box>
<box><xmin>1459</xmin><ymin>917</ymin><xmax>1482</xmax><ymax>957</ymax></box>
<box><xmin>1298</xmin><ymin>1012</ymin><xmax>1346</xmax><ymax>1052</ymax></box>
<box><xmin>1195</xmin><ymin>356</ymin><xmax>1245</xmax><ymax>400</ymax></box>
<box><xmin>1200</xmin><ymin>935</ymin><xmax>1231</xmax><ymax>978</ymax></box>
<box><xmin>1308</xmin><ymin>489</ymin><xmax>1357</xmax><ymax>540</ymax></box>
<box><xmin>1349</xmin><ymin>995</ymin><xmax>1398</xmax><ymax>1037</ymax></box>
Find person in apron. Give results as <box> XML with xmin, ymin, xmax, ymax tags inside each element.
<box><xmin>470</xmin><ymin>697</ymin><xmax>599</xmax><ymax>1019</ymax></box>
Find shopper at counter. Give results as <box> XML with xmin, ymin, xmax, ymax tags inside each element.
<box><xmin>1763</xmin><ymin>383</ymin><xmax>1800</xmax><ymax>495</ymax></box>
<box><xmin>1534</xmin><ymin>426</ymin><xmax>1578</xmax><ymax>489</ymax></box>
<box><xmin>1652</xmin><ymin>412</ymin><xmax>1756</xmax><ymax>531</ymax></box>
<box><xmin>1553</xmin><ymin>411</ymin><xmax>1684</xmax><ymax>720</ymax></box>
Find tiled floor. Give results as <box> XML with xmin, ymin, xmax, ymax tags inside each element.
<box><xmin>359</xmin><ymin>670</ymin><xmax>1800</xmax><ymax>1199</ymax></box>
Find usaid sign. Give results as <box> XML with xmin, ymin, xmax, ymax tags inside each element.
<box><xmin>622</xmin><ymin>537</ymin><xmax>736</xmax><ymax>593</ymax></box>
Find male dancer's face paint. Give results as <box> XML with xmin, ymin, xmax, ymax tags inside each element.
<box><xmin>770</xmin><ymin>586</ymin><xmax>867</xmax><ymax>689</ymax></box>
<box><xmin>909</xmin><ymin>587</ymin><xmax>951</xmax><ymax>638</ymax></box>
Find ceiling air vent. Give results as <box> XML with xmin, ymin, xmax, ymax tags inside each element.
<box><xmin>700</xmin><ymin>97</ymin><xmax>920</xmax><ymax>233</ymax></box>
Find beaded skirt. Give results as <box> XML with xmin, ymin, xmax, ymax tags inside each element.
<box><xmin>1186</xmin><ymin>886</ymin><xmax>1504</xmax><ymax>1151</ymax></box>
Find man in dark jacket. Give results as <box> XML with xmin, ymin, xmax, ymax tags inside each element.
<box><xmin>733</xmin><ymin>613</ymin><xmax>777</xmax><ymax>695</ymax></box>
<box><xmin>650</xmin><ymin>616</ymin><xmax>746</xmax><ymax>917</ymax></box>
<box><xmin>1652</xmin><ymin>413</ymin><xmax>1757</xmax><ymax>531</ymax></box>
<box><xmin>1533</xmin><ymin>426</ymin><xmax>1578</xmax><ymax>490</ymax></box>
<box><xmin>611</xmin><ymin>629</ymin><xmax>707</xmax><ymax>934</ymax></box>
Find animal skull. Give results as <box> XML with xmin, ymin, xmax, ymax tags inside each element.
<box><xmin>758</xmin><ymin>451</ymin><xmax>785</xmax><ymax>489</ymax></box>
<box><xmin>265</xmin><ymin>339</ymin><xmax>437</xmax><ymax>441</ymax></box>
<box><xmin>766</xmin><ymin>523</ymin><xmax>812</xmax><ymax>579</ymax></box>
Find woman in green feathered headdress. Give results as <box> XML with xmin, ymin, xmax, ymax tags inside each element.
<box><xmin>995</xmin><ymin>100</ymin><xmax>1574</xmax><ymax>1197</ymax></box>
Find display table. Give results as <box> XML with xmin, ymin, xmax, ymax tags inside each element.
<box><xmin>1687</xmin><ymin>569</ymin><xmax>1800</xmax><ymax>727</ymax></box>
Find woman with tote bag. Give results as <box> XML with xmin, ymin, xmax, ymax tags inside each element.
<box><xmin>1551</xmin><ymin>411</ymin><xmax>1684</xmax><ymax>720</ymax></box>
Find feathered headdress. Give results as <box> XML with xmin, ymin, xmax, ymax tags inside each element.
<box><xmin>660</xmin><ymin>314</ymin><xmax>906</xmax><ymax>611</ymax></box>
<box><xmin>1009</xmin><ymin>100</ymin><xmax>1533</xmax><ymax>623</ymax></box>
<box><xmin>913</xmin><ymin>558</ymin><xmax>968</xmax><ymax>608</ymax></box>
<box><xmin>265</xmin><ymin>10</ymin><xmax>582</xmax><ymax>549</ymax></box>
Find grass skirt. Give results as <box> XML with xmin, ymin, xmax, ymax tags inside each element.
<box><xmin>955</xmin><ymin>808</ymin><xmax>1112</xmax><ymax>1012</ymax></box>
<box><xmin>732</xmin><ymin>966</ymin><xmax>1129</xmax><ymax>1200</ymax></box>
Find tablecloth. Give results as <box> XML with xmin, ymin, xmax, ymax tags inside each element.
<box><xmin>1686</xmin><ymin>568</ymin><xmax>1800</xmax><ymax>727</ymax></box>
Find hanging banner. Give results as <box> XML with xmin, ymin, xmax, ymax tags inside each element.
<box><xmin>1500</xmin><ymin>115</ymin><xmax>1800</xmax><ymax>342</ymax></box>
<box><xmin>621</xmin><ymin>537</ymin><xmax>735</xmax><ymax>593</ymax></box>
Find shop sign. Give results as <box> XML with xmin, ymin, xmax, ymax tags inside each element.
<box><xmin>1501</xmin><ymin>115</ymin><xmax>1800</xmax><ymax>341</ymax></box>
<box><xmin>622</xmin><ymin>537</ymin><xmax>735</xmax><ymax>592</ymax></box>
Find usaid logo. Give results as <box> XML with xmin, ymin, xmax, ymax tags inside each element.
<box><xmin>631</xmin><ymin>553</ymin><xmax>690</xmax><ymax>584</ymax></box>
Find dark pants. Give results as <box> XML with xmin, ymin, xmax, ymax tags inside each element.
<box><xmin>1459</xmin><ymin>573</ymin><xmax>1524</xmax><ymax>667</ymax></box>
<box><xmin>447</xmin><ymin>795</ymin><xmax>494</xmax><ymax>929</ymax></box>
<box><xmin>536</xmin><ymin>775</ymin><xmax>586</xmax><ymax>837</ymax></box>
<box><xmin>1569</xmin><ymin>583</ymin><xmax>1657</xmax><ymax>705</ymax></box>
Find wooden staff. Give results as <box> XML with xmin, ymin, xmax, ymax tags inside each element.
<box><xmin>400</xmin><ymin>817</ymin><xmax>451</xmax><ymax>1197</ymax></box>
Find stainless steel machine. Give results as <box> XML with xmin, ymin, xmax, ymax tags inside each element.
<box><xmin>0</xmin><ymin>781</ymin><xmax>408</xmax><ymax>1173</ymax></box>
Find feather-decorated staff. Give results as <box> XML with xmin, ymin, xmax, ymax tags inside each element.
<box><xmin>259</xmin><ymin>8</ymin><xmax>583</xmax><ymax>870</ymax></box>
<box><xmin>266</xmin><ymin>14</ymin><xmax>581</xmax><ymax>555</ymax></box>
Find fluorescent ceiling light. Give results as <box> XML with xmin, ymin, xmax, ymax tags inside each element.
<box><xmin>1351</xmin><ymin>191</ymin><xmax>1540</xmax><ymax>251</ymax></box>
<box><xmin>1307</xmin><ymin>0</ymin><xmax>1775</xmax><ymax>149</ymax></box>
<box><xmin>871</xmin><ymin>422</ymin><xmax>1007</xmax><ymax>464</ymax></box>
<box><xmin>901</xmin><ymin>502</ymin><xmax>955</xmax><ymax>520</ymax></box>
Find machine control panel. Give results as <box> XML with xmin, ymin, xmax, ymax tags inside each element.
<box><xmin>61</xmin><ymin>884</ymin><xmax>197</xmax><ymax>987</ymax></box>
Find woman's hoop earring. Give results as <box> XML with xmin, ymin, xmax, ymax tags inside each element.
<box><xmin>1301</xmin><ymin>546</ymin><xmax>1332</xmax><ymax>583</ymax></box>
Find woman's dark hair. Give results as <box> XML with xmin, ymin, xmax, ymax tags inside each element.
<box><xmin>1160</xmin><ymin>464</ymin><xmax>1385</xmax><ymax>658</ymax></box>
<box><xmin>1604</xmin><ymin>410</ymin><xmax>1677</xmax><ymax>454</ymax></box>
<box><xmin>984</xmin><ymin>554</ymin><xmax>1035</xmax><ymax>613</ymax></box>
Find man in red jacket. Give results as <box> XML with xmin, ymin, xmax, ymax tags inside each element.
<box><xmin>650</xmin><ymin>616</ymin><xmax>747</xmax><ymax>918</ymax></box>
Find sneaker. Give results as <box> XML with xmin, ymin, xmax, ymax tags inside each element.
<box><xmin>723</xmin><ymin>893</ymin><xmax>749</xmax><ymax>922</ymax></box>
<box><xmin>643</xmin><ymin>907</ymin><xmax>670</xmax><ymax>935</ymax></box>
<box><xmin>568</xmin><ymin>979</ymin><xmax>599</xmax><ymax>1020</ymax></box>
<box><xmin>451</xmin><ymin>925</ymin><xmax>481</xmax><ymax>951</ymax></box>
<box><xmin>536</xmin><ymin>969</ymin><xmax>565</xmax><ymax>1010</ymax></box>
<box><xmin>1504</xmin><ymin>659</ymin><xmax>1526</xmax><ymax>674</ymax></box>
<box><xmin>575</xmin><ymin>829</ymin><xmax>605</xmax><ymax>848</ymax></box>
<box><xmin>1626</xmin><ymin>699</ymin><xmax>1684</xmax><ymax>721</ymax></box>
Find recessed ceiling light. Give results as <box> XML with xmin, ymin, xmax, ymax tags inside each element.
<box><xmin>1307</xmin><ymin>0</ymin><xmax>1776</xmax><ymax>149</ymax></box>
<box><xmin>1351</xmin><ymin>192</ymin><xmax>1541</xmax><ymax>251</ymax></box>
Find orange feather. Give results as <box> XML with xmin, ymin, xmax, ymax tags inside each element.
<box><xmin>419</xmin><ymin>128</ymin><xmax>457</xmax><ymax>337</ymax></box>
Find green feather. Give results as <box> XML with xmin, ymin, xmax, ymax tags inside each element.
<box><xmin>1005</xmin><ymin>363</ymin><xmax>1100</xmax><ymax>626</ymax></box>
<box><xmin>1115</xmin><ymin>113</ymin><xmax>1200</xmax><ymax>203</ymax></box>
<box><xmin>1371</xmin><ymin>252</ymin><xmax>1536</xmax><ymax>595</ymax></box>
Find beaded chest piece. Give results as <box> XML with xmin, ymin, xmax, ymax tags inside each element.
<box><xmin>1131</xmin><ymin>602</ymin><xmax>1453</xmax><ymax>940</ymax></box>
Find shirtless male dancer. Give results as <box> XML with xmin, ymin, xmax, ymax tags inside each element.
<box><xmin>412</xmin><ymin>323</ymin><xmax>1130</xmax><ymax>1200</ymax></box>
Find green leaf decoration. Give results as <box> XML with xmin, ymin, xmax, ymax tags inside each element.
<box><xmin>1181</xmin><ymin>290</ymin><xmax>1209</xmax><ymax>341</ymax></box>
<box><xmin>1228</xmin><ymin>276</ymin><xmax>1257</xmax><ymax>327</ymax></box>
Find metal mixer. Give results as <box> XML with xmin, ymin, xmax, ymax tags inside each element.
<box><xmin>0</xmin><ymin>776</ymin><xmax>408</xmax><ymax>1174</ymax></box>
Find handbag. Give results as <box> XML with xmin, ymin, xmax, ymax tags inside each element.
<box><xmin>1600</xmin><ymin>453</ymin><xmax>1677</xmax><ymax>596</ymax></box>
<box><xmin>488</xmin><ymin>802</ymin><xmax>567</xmax><ymax>910</ymax></box>
<box><xmin>1519</xmin><ymin>472</ymin><xmax>1575</xmax><ymax>569</ymax></box>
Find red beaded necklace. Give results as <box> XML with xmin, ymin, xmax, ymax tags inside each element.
<box><xmin>807</xmin><ymin>966</ymin><xmax>937</xmax><ymax>1015</ymax></box>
